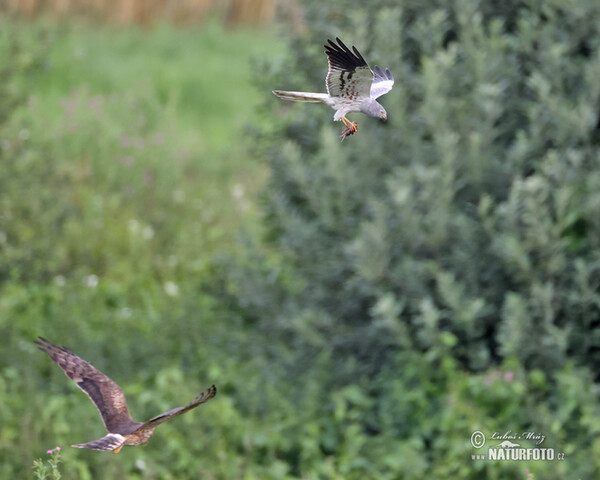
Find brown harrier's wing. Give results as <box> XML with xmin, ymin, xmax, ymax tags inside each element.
<box><xmin>35</xmin><ymin>337</ymin><xmax>142</xmax><ymax>435</ymax></box>
<box><xmin>142</xmin><ymin>384</ymin><xmax>216</xmax><ymax>428</ymax></box>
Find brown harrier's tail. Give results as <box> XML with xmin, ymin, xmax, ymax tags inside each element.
<box><xmin>272</xmin><ymin>90</ymin><xmax>329</xmax><ymax>103</ymax></box>
<box><xmin>72</xmin><ymin>433</ymin><xmax>126</xmax><ymax>453</ymax></box>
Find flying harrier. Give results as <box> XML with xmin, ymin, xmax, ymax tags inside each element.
<box><xmin>35</xmin><ymin>336</ymin><xmax>216</xmax><ymax>453</ymax></box>
<box><xmin>273</xmin><ymin>37</ymin><xmax>394</xmax><ymax>140</ymax></box>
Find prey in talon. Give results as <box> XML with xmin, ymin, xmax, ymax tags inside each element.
<box><xmin>340</xmin><ymin>120</ymin><xmax>358</xmax><ymax>141</ymax></box>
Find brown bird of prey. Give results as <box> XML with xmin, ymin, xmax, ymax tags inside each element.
<box><xmin>35</xmin><ymin>336</ymin><xmax>216</xmax><ymax>453</ymax></box>
<box><xmin>272</xmin><ymin>37</ymin><xmax>394</xmax><ymax>140</ymax></box>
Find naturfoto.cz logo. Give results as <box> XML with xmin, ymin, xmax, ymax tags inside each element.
<box><xmin>470</xmin><ymin>430</ymin><xmax>566</xmax><ymax>462</ymax></box>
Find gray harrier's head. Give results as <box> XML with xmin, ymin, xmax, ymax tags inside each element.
<box><xmin>361</xmin><ymin>98</ymin><xmax>387</xmax><ymax>121</ymax></box>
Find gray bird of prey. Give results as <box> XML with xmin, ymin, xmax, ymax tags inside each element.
<box><xmin>272</xmin><ymin>37</ymin><xmax>394</xmax><ymax>140</ymax></box>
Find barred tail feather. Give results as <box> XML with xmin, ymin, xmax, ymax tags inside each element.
<box><xmin>272</xmin><ymin>90</ymin><xmax>329</xmax><ymax>103</ymax></box>
<box><xmin>72</xmin><ymin>433</ymin><xmax>126</xmax><ymax>452</ymax></box>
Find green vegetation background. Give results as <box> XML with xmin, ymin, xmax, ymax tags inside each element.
<box><xmin>3</xmin><ymin>0</ymin><xmax>600</xmax><ymax>478</ymax></box>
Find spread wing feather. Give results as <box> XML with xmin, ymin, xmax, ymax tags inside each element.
<box><xmin>144</xmin><ymin>384</ymin><xmax>217</xmax><ymax>428</ymax></box>
<box><xmin>35</xmin><ymin>336</ymin><xmax>142</xmax><ymax>435</ymax></box>
<box><xmin>324</xmin><ymin>37</ymin><xmax>373</xmax><ymax>98</ymax></box>
<box><xmin>370</xmin><ymin>65</ymin><xmax>394</xmax><ymax>99</ymax></box>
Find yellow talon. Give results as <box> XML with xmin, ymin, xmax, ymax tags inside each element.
<box><xmin>113</xmin><ymin>447</ymin><xmax>121</xmax><ymax>454</ymax></box>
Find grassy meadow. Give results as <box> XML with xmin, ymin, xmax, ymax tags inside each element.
<box><xmin>27</xmin><ymin>18</ymin><xmax>277</xmax><ymax>241</ymax></box>
<box><xmin>1</xmin><ymin>17</ymin><xmax>286</xmax><ymax>479</ymax></box>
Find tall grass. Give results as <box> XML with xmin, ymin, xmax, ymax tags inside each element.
<box><xmin>0</xmin><ymin>18</ymin><xmax>283</xmax><ymax>478</ymax></box>
<box><xmin>2</xmin><ymin>0</ymin><xmax>275</xmax><ymax>25</ymax></box>
<box><xmin>26</xmin><ymin>19</ymin><xmax>280</xmax><ymax>251</ymax></box>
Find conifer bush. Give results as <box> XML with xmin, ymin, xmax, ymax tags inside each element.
<box><xmin>216</xmin><ymin>0</ymin><xmax>600</xmax><ymax>477</ymax></box>
<box><xmin>228</xmin><ymin>0</ymin><xmax>600</xmax><ymax>380</ymax></box>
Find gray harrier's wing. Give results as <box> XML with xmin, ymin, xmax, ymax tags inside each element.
<box><xmin>324</xmin><ymin>37</ymin><xmax>374</xmax><ymax>98</ymax></box>
<box><xmin>370</xmin><ymin>65</ymin><xmax>394</xmax><ymax>99</ymax></box>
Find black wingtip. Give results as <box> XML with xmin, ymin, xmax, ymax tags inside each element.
<box><xmin>325</xmin><ymin>37</ymin><xmax>350</xmax><ymax>52</ymax></box>
<box><xmin>324</xmin><ymin>38</ymin><xmax>368</xmax><ymax>70</ymax></box>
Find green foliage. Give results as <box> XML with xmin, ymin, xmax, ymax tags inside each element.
<box><xmin>4</xmin><ymin>0</ymin><xmax>600</xmax><ymax>477</ymax></box>
<box><xmin>33</xmin><ymin>447</ymin><xmax>62</xmax><ymax>480</ymax></box>
<box><xmin>217</xmin><ymin>0</ymin><xmax>600</xmax><ymax>477</ymax></box>
<box><xmin>235</xmin><ymin>0</ymin><xmax>600</xmax><ymax>376</ymax></box>
<box><xmin>0</xmin><ymin>16</ymin><xmax>283</xmax><ymax>479</ymax></box>
<box><xmin>0</xmin><ymin>20</ymin><xmax>50</xmax><ymax>125</ymax></box>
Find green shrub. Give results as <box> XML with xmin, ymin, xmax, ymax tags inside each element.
<box><xmin>216</xmin><ymin>0</ymin><xmax>600</xmax><ymax>477</ymax></box>
<box><xmin>225</xmin><ymin>0</ymin><xmax>600</xmax><ymax>381</ymax></box>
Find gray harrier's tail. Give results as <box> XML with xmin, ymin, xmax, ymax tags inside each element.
<box><xmin>272</xmin><ymin>90</ymin><xmax>329</xmax><ymax>103</ymax></box>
